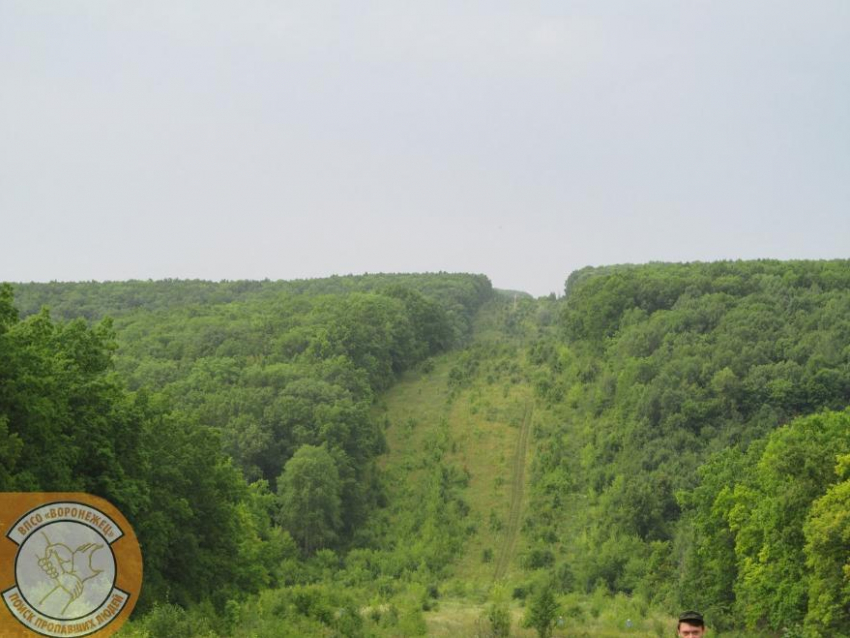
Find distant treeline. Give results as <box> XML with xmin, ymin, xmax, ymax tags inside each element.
<box><xmin>1</xmin><ymin>273</ymin><xmax>493</xmax><ymax>613</ymax></box>
<box><xmin>527</xmin><ymin>259</ymin><xmax>850</xmax><ymax>635</ymax></box>
<box><xmin>12</xmin><ymin>273</ymin><xmax>491</xmax><ymax>325</ymax></box>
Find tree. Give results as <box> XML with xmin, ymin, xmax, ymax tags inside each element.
<box><xmin>525</xmin><ymin>581</ymin><xmax>559</xmax><ymax>638</ymax></box>
<box><xmin>277</xmin><ymin>444</ymin><xmax>342</xmax><ymax>554</ymax></box>
<box><xmin>803</xmin><ymin>454</ymin><xmax>850</xmax><ymax>636</ymax></box>
<box><xmin>483</xmin><ymin>584</ymin><xmax>511</xmax><ymax>637</ymax></box>
<box><xmin>728</xmin><ymin>410</ymin><xmax>850</xmax><ymax>630</ymax></box>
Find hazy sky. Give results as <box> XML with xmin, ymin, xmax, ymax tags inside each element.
<box><xmin>2</xmin><ymin>1</ymin><xmax>848</xmax><ymax>296</ymax></box>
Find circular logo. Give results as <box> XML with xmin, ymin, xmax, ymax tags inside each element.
<box><xmin>1</xmin><ymin>496</ymin><xmax>141</xmax><ymax>638</ymax></box>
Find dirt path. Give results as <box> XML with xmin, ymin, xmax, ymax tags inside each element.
<box><xmin>493</xmin><ymin>399</ymin><xmax>532</xmax><ymax>581</ymax></box>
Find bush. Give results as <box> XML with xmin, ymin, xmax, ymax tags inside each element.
<box><xmin>134</xmin><ymin>603</ymin><xmax>219</xmax><ymax>638</ymax></box>
<box><xmin>484</xmin><ymin>601</ymin><xmax>512</xmax><ymax>637</ymax></box>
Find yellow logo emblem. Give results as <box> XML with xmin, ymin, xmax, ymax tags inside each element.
<box><xmin>0</xmin><ymin>493</ymin><xmax>142</xmax><ymax>637</ymax></box>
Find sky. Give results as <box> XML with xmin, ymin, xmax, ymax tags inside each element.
<box><xmin>2</xmin><ymin>1</ymin><xmax>848</xmax><ymax>296</ymax></box>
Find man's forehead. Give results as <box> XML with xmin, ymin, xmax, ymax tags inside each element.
<box><xmin>679</xmin><ymin>622</ymin><xmax>705</xmax><ymax>633</ymax></box>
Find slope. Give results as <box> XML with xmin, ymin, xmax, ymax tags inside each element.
<box><xmin>370</xmin><ymin>297</ymin><xmax>541</xmax><ymax>634</ymax></box>
<box><xmin>371</xmin><ymin>295</ymin><xmax>678</xmax><ymax>637</ymax></box>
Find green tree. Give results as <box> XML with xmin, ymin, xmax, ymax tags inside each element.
<box><xmin>525</xmin><ymin>582</ymin><xmax>559</xmax><ymax>638</ymax></box>
<box><xmin>803</xmin><ymin>454</ymin><xmax>850</xmax><ymax>637</ymax></box>
<box><xmin>483</xmin><ymin>584</ymin><xmax>511</xmax><ymax>637</ymax></box>
<box><xmin>728</xmin><ymin>410</ymin><xmax>850</xmax><ymax>630</ymax></box>
<box><xmin>277</xmin><ymin>444</ymin><xmax>342</xmax><ymax>554</ymax></box>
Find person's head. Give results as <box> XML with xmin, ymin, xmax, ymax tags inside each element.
<box><xmin>677</xmin><ymin>611</ymin><xmax>706</xmax><ymax>637</ymax></box>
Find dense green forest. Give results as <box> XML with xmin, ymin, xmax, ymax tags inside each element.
<box><xmin>3</xmin><ymin>261</ymin><xmax>849</xmax><ymax>637</ymax></box>
<box><xmin>2</xmin><ymin>274</ymin><xmax>495</xmax><ymax>634</ymax></box>
<box><xmin>526</xmin><ymin>260</ymin><xmax>850</xmax><ymax>636</ymax></box>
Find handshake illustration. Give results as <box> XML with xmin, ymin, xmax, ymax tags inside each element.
<box><xmin>36</xmin><ymin>533</ymin><xmax>104</xmax><ymax>614</ymax></box>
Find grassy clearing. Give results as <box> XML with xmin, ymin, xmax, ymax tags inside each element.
<box><xmin>446</xmin><ymin>385</ymin><xmax>532</xmax><ymax>584</ymax></box>
<box><xmin>378</xmin><ymin>348</ymin><xmax>534</xmax><ymax>586</ymax></box>
<box><xmin>423</xmin><ymin>593</ymin><xmax>680</xmax><ymax>637</ymax></box>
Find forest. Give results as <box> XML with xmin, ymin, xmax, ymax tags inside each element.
<box><xmin>527</xmin><ymin>260</ymin><xmax>850</xmax><ymax>636</ymax></box>
<box><xmin>2</xmin><ymin>261</ymin><xmax>849</xmax><ymax>637</ymax></box>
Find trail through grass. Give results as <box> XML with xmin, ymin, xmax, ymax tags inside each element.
<box><xmin>493</xmin><ymin>399</ymin><xmax>532</xmax><ymax>581</ymax></box>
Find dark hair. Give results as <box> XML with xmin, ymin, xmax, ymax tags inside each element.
<box><xmin>677</xmin><ymin>610</ymin><xmax>705</xmax><ymax>628</ymax></box>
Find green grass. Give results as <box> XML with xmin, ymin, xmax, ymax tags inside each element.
<box><xmin>378</xmin><ymin>351</ymin><xmax>534</xmax><ymax>587</ymax></box>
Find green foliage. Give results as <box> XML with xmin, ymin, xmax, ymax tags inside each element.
<box><xmin>803</xmin><ymin>454</ymin><xmax>850</xmax><ymax>637</ymax></box>
<box><xmin>119</xmin><ymin>602</ymin><xmax>221</xmax><ymax>638</ymax></box>
<box><xmin>527</xmin><ymin>260</ymin><xmax>850</xmax><ymax>631</ymax></box>
<box><xmin>395</xmin><ymin>604</ymin><xmax>428</xmax><ymax>636</ymax></box>
<box><xmin>1</xmin><ymin>275</ymin><xmax>493</xmax><ymax>620</ymax></box>
<box><xmin>12</xmin><ymin>273</ymin><xmax>493</xmax><ymax>334</ymax></box>
<box><xmin>482</xmin><ymin>584</ymin><xmax>511</xmax><ymax>637</ymax></box>
<box><xmin>732</xmin><ymin>411</ymin><xmax>850</xmax><ymax>628</ymax></box>
<box><xmin>525</xmin><ymin>581</ymin><xmax>560</xmax><ymax>638</ymax></box>
<box><xmin>222</xmin><ymin>584</ymin><xmax>366</xmax><ymax>637</ymax></box>
<box><xmin>0</xmin><ymin>307</ymin><xmax>140</xmax><ymax>496</ymax></box>
<box><xmin>680</xmin><ymin>410</ymin><xmax>850</xmax><ymax>632</ymax></box>
<box><xmin>0</xmin><ymin>292</ymin><xmax>278</xmax><ymax>611</ymax></box>
<box><xmin>277</xmin><ymin>444</ymin><xmax>343</xmax><ymax>553</ymax></box>
<box><xmin>133</xmin><ymin>406</ymin><xmax>263</xmax><ymax>609</ymax></box>
<box><xmin>15</xmin><ymin>262</ymin><xmax>850</xmax><ymax>635</ymax></box>
<box><xmin>13</xmin><ymin>275</ymin><xmax>491</xmax><ymax>545</ymax></box>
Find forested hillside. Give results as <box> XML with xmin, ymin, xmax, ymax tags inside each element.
<box><xmin>2</xmin><ymin>274</ymin><xmax>493</xmax><ymax>630</ymax></box>
<box><xmin>527</xmin><ymin>260</ymin><xmax>850</xmax><ymax>635</ymax></box>
<box><xmin>4</xmin><ymin>262</ymin><xmax>850</xmax><ymax>637</ymax></box>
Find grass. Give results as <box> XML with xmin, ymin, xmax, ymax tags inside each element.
<box><xmin>377</xmin><ymin>349</ymin><xmax>534</xmax><ymax>587</ymax></box>
<box><xmin>424</xmin><ymin>594</ymin><xmax>681</xmax><ymax>637</ymax></box>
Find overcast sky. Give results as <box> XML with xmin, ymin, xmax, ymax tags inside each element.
<box><xmin>2</xmin><ymin>1</ymin><xmax>848</xmax><ymax>296</ymax></box>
